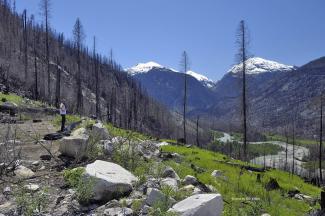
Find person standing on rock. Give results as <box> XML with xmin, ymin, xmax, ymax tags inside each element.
<box><xmin>60</xmin><ymin>101</ymin><xmax>67</xmax><ymax>132</ymax></box>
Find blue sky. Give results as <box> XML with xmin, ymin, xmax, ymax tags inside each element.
<box><xmin>16</xmin><ymin>0</ymin><xmax>325</xmax><ymax>80</ymax></box>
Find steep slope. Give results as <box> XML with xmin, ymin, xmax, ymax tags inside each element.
<box><xmin>0</xmin><ymin>2</ymin><xmax>193</xmax><ymax>142</ymax></box>
<box><xmin>206</xmin><ymin>56</ymin><xmax>325</xmax><ymax>138</ymax></box>
<box><xmin>127</xmin><ymin>62</ymin><xmax>216</xmax><ymax>111</ymax></box>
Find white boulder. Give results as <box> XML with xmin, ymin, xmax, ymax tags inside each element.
<box><xmin>85</xmin><ymin>160</ymin><xmax>138</xmax><ymax>202</ymax></box>
<box><xmin>59</xmin><ymin>128</ymin><xmax>89</xmax><ymax>158</ymax></box>
<box><xmin>168</xmin><ymin>193</ymin><xmax>223</xmax><ymax>216</ymax></box>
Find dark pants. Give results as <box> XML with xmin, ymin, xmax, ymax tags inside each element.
<box><xmin>61</xmin><ymin>114</ymin><xmax>66</xmax><ymax>132</ymax></box>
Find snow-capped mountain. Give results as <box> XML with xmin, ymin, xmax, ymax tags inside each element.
<box><xmin>126</xmin><ymin>61</ymin><xmax>216</xmax><ymax>111</ymax></box>
<box><xmin>127</xmin><ymin>61</ymin><xmax>165</xmax><ymax>76</ymax></box>
<box><xmin>186</xmin><ymin>70</ymin><xmax>215</xmax><ymax>88</ymax></box>
<box><xmin>228</xmin><ymin>57</ymin><xmax>295</xmax><ymax>75</ymax></box>
<box><xmin>127</xmin><ymin>61</ymin><xmax>215</xmax><ymax>88</ymax></box>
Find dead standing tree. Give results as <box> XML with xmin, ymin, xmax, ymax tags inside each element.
<box><xmin>40</xmin><ymin>0</ymin><xmax>51</xmax><ymax>103</ymax></box>
<box><xmin>180</xmin><ymin>51</ymin><xmax>189</xmax><ymax>145</ymax></box>
<box><xmin>236</xmin><ymin>20</ymin><xmax>250</xmax><ymax>161</ymax></box>
<box><xmin>73</xmin><ymin>18</ymin><xmax>85</xmax><ymax>114</ymax></box>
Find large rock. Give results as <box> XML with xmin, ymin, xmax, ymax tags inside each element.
<box><xmin>168</xmin><ymin>193</ymin><xmax>223</xmax><ymax>216</ymax></box>
<box><xmin>14</xmin><ymin>165</ymin><xmax>35</xmax><ymax>179</ymax></box>
<box><xmin>91</xmin><ymin>122</ymin><xmax>110</xmax><ymax>140</ymax></box>
<box><xmin>59</xmin><ymin>128</ymin><xmax>89</xmax><ymax>158</ymax></box>
<box><xmin>85</xmin><ymin>160</ymin><xmax>138</xmax><ymax>203</ymax></box>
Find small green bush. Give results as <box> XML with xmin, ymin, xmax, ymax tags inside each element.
<box><xmin>63</xmin><ymin>167</ymin><xmax>95</xmax><ymax>205</ymax></box>
<box><xmin>15</xmin><ymin>186</ymin><xmax>49</xmax><ymax>216</ymax></box>
<box><xmin>63</xmin><ymin>167</ymin><xmax>85</xmax><ymax>187</ymax></box>
<box><xmin>76</xmin><ymin>176</ymin><xmax>96</xmax><ymax>205</ymax></box>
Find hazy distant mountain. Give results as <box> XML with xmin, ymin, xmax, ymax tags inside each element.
<box><xmin>126</xmin><ymin>62</ymin><xmax>216</xmax><ymax>111</ymax></box>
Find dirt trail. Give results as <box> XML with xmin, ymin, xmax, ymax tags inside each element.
<box><xmin>0</xmin><ymin>116</ymin><xmax>59</xmax><ymax>161</ymax></box>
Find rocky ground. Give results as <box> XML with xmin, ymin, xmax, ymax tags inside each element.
<box><xmin>0</xmin><ymin>111</ymin><xmax>223</xmax><ymax>216</ymax></box>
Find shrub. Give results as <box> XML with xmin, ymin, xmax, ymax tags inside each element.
<box><xmin>15</xmin><ymin>186</ymin><xmax>49</xmax><ymax>216</ymax></box>
<box><xmin>76</xmin><ymin>176</ymin><xmax>96</xmax><ymax>205</ymax></box>
<box><xmin>63</xmin><ymin>167</ymin><xmax>85</xmax><ymax>187</ymax></box>
<box><xmin>63</xmin><ymin>167</ymin><xmax>95</xmax><ymax>205</ymax></box>
<box><xmin>86</xmin><ymin>134</ymin><xmax>104</xmax><ymax>159</ymax></box>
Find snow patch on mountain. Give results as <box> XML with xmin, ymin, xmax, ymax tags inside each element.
<box><xmin>127</xmin><ymin>61</ymin><xmax>166</xmax><ymax>75</ymax></box>
<box><xmin>127</xmin><ymin>61</ymin><xmax>215</xmax><ymax>88</ymax></box>
<box><xmin>228</xmin><ymin>57</ymin><xmax>294</xmax><ymax>75</ymax></box>
<box><xmin>186</xmin><ymin>70</ymin><xmax>215</xmax><ymax>88</ymax></box>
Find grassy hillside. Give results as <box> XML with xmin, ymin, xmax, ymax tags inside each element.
<box><xmin>161</xmin><ymin>145</ymin><xmax>320</xmax><ymax>216</ymax></box>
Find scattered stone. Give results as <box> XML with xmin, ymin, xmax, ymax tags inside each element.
<box><xmin>145</xmin><ymin>188</ymin><xmax>169</xmax><ymax>206</ymax></box>
<box><xmin>14</xmin><ymin>165</ymin><xmax>35</xmax><ymax>179</ymax></box>
<box><xmin>162</xmin><ymin>167</ymin><xmax>180</xmax><ymax>181</ymax></box>
<box><xmin>265</xmin><ymin>178</ymin><xmax>280</xmax><ymax>191</ymax></box>
<box><xmin>105</xmin><ymin>199</ymin><xmax>121</xmax><ymax>208</ymax></box>
<box><xmin>39</xmin><ymin>165</ymin><xmax>46</xmax><ymax>171</ymax></box>
<box><xmin>3</xmin><ymin>186</ymin><xmax>11</xmax><ymax>195</ymax></box>
<box><xmin>211</xmin><ymin>170</ymin><xmax>223</xmax><ymax>178</ymax></box>
<box><xmin>85</xmin><ymin>160</ymin><xmax>138</xmax><ymax>203</ymax></box>
<box><xmin>103</xmin><ymin>139</ymin><xmax>115</xmax><ymax>156</ymax></box>
<box><xmin>32</xmin><ymin>160</ymin><xmax>40</xmax><ymax>166</ymax></box>
<box><xmin>261</xmin><ymin>214</ymin><xmax>271</xmax><ymax>216</ymax></box>
<box><xmin>183</xmin><ymin>175</ymin><xmax>198</xmax><ymax>186</ymax></box>
<box><xmin>160</xmin><ymin>178</ymin><xmax>178</xmax><ymax>191</ymax></box>
<box><xmin>179</xmin><ymin>185</ymin><xmax>195</xmax><ymax>193</ymax></box>
<box><xmin>24</xmin><ymin>184</ymin><xmax>40</xmax><ymax>192</ymax></box>
<box><xmin>91</xmin><ymin>122</ymin><xmax>110</xmax><ymax>140</ymax></box>
<box><xmin>288</xmin><ymin>187</ymin><xmax>300</xmax><ymax>198</ymax></box>
<box><xmin>104</xmin><ymin>207</ymin><xmax>133</xmax><ymax>216</ymax></box>
<box><xmin>141</xmin><ymin>205</ymin><xmax>152</xmax><ymax>215</ymax></box>
<box><xmin>168</xmin><ymin>193</ymin><xmax>223</xmax><ymax>216</ymax></box>
<box><xmin>192</xmin><ymin>187</ymin><xmax>203</xmax><ymax>195</ymax></box>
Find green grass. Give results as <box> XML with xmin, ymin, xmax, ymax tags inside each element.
<box><xmin>161</xmin><ymin>145</ymin><xmax>321</xmax><ymax>216</ymax></box>
<box><xmin>0</xmin><ymin>92</ymin><xmax>45</xmax><ymax>107</ymax></box>
<box><xmin>266</xmin><ymin>133</ymin><xmax>317</xmax><ymax>146</ymax></box>
<box><xmin>105</xmin><ymin>123</ymin><xmax>151</xmax><ymax>141</ymax></box>
<box><xmin>0</xmin><ymin>92</ymin><xmax>24</xmax><ymax>105</ymax></box>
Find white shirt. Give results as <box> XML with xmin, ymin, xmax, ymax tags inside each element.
<box><xmin>60</xmin><ymin>103</ymin><xmax>67</xmax><ymax>115</ymax></box>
